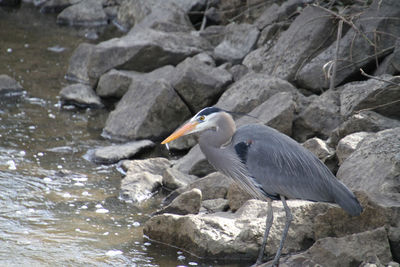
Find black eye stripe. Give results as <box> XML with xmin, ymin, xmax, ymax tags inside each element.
<box><xmin>197</xmin><ymin>107</ymin><xmax>222</xmax><ymax>117</ymax></box>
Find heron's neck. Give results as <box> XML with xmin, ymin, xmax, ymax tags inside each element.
<box><xmin>198</xmin><ymin>112</ymin><xmax>235</xmax><ymax>148</ymax></box>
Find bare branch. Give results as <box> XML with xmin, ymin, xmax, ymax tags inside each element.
<box><xmin>330</xmin><ymin>20</ymin><xmax>344</xmax><ymax>90</ymax></box>
<box><xmin>359</xmin><ymin>68</ymin><xmax>400</xmax><ymax>86</ymax></box>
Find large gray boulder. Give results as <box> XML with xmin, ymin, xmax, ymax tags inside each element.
<box><xmin>214</xmin><ymin>23</ymin><xmax>260</xmax><ymax>64</ymax></box>
<box><xmin>0</xmin><ymin>74</ymin><xmax>23</xmax><ymax>95</ymax></box>
<box><xmin>337</xmin><ymin>127</ymin><xmax>400</xmax><ymax>207</ymax></box>
<box><xmin>276</xmin><ymin>227</ymin><xmax>393</xmax><ymax>267</ymax></box>
<box><xmin>103</xmin><ymin>80</ymin><xmax>191</xmax><ymax>141</ymax></box>
<box><xmin>171</xmin><ymin>57</ymin><xmax>233</xmax><ymax>112</ymax></box>
<box><xmin>235</xmin><ymin>92</ymin><xmax>296</xmax><ymax>136</ymax></box>
<box><xmin>294</xmin><ymin>89</ymin><xmax>341</xmax><ymax>142</ymax></box>
<box><xmin>90</xmin><ymin>140</ymin><xmax>155</xmax><ymax>164</ymax></box>
<box><xmin>66</xmin><ymin>27</ymin><xmax>211</xmax><ymax>86</ymax></box>
<box><xmin>340</xmin><ymin>76</ymin><xmax>400</xmax><ymax>119</ymax></box>
<box><xmin>216</xmin><ymin>73</ymin><xmax>297</xmax><ymax>114</ymax></box>
<box><xmin>120</xmin><ymin>157</ymin><xmax>171</xmax><ymax>202</ymax></box>
<box><xmin>297</xmin><ymin>0</ymin><xmax>400</xmax><ymax>92</ymax></box>
<box><xmin>56</xmin><ymin>0</ymin><xmax>107</xmax><ymax>26</ymax></box>
<box><xmin>96</xmin><ymin>66</ymin><xmax>176</xmax><ymax>99</ymax></box>
<box><xmin>244</xmin><ymin>5</ymin><xmax>337</xmax><ymax>82</ymax></box>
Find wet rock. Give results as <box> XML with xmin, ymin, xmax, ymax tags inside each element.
<box><xmin>67</xmin><ymin>27</ymin><xmax>211</xmax><ymax>86</ymax></box>
<box><xmin>297</xmin><ymin>0</ymin><xmax>400</xmax><ymax>92</ymax></box>
<box><xmin>103</xmin><ymin>80</ymin><xmax>191</xmax><ymax>141</ymax></box>
<box><xmin>40</xmin><ymin>0</ymin><xmax>73</xmax><ymax>13</ymax></box>
<box><xmin>171</xmin><ymin>57</ymin><xmax>232</xmax><ymax>112</ymax></box>
<box><xmin>293</xmin><ymin>89</ymin><xmax>341</xmax><ymax>142</ymax></box>
<box><xmin>59</xmin><ymin>83</ymin><xmax>103</xmax><ymax>108</ymax></box>
<box><xmin>389</xmin><ymin>226</ymin><xmax>400</xmax><ymax>262</ymax></box>
<box><xmin>57</xmin><ymin>0</ymin><xmax>108</xmax><ymax>26</ymax></box>
<box><xmin>302</xmin><ymin>137</ymin><xmax>335</xmax><ymax>163</ymax></box>
<box><xmin>201</xmin><ymin>198</ymin><xmax>229</xmax><ymax>213</ymax></box>
<box><xmin>0</xmin><ymin>74</ymin><xmax>23</xmax><ymax>95</ymax></box>
<box><xmin>340</xmin><ymin>76</ymin><xmax>400</xmax><ymax>119</ymax></box>
<box><xmin>120</xmin><ymin>157</ymin><xmax>171</xmax><ymax>202</ymax></box>
<box><xmin>173</xmin><ymin>144</ymin><xmax>214</xmax><ymax>177</ymax></box>
<box><xmin>330</xmin><ymin>111</ymin><xmax>400</xmax><ymax>148</ymax></box>
<box><xmin>65</xmin><ymin>42</ymin><xmax>95</xmax><ymax>85</ymax></box>
<box><xmin>96</xmin><ymin>66</ymin><xmax>176</xmax><ymax>99</ymax></box>
<box><xmin>156</xmin><ymin>188</ymin><xmax>202</xmax><ymax>215</ymax></box>
<box><xmin>337</xmin><ymin>127</ymin><xmax>400</xmax><ymax>207</ymax></box>
<box><xmin>246</xmin><ymin>5</ymin><xmax>337</xmax><ymax>82</ymax></box>
<box><xmin>236</xmin><ymin>92</ymin><xmax>296</xmax><ymax>136</ymax></box>
<box><xmin>162</xmin><ymin>167</ymin><xmax>195</xmax><ymax>191</ymax></box>
<box><xmin>216</xmin><ymin>73</ymin><xmax>297</xmax><ymax>114</ymax></box>
<box><xmin>336</xmin><ymin>132</ymin><xmax>371</xmax><ymax>165</ymax></box>
<box><xmin>214</xmin><ymin>23</ymin><xmax>260</xmax><ymax>64</ymax></box>
<box><xmin>277</xmin><ymin>227</ymin><xmax>392</xmax><ymax>267</ymax></box>
<box><xmin>227</xmin><ymin>182</ymin><xmax>252</xmax><ymax>212</ymax></box>
<box><xmin>90</xmin><ymin>140</ymin><xmax>155</xmax><ymax>164</ymax></box>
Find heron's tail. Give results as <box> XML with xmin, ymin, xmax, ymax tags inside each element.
<box><xmin>332</xmin><ymin>180</ymin><xmax>363</xmax><ymax>216</ymax></box>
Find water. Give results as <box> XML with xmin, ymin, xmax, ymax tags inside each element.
<box><xmin>0</xmin><ymin>4</ymin><xmax>244</xmax><ymax>267</ymax></box>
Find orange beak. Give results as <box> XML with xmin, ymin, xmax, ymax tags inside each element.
<box><xmin>161</xmin><ymin>121</ymin><xmax>199</xmax><ymax>144</ymax></box>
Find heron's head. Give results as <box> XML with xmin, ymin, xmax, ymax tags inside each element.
<box><xmin>161</xmin><ymin>107</ymin><xmax>224</xmax><ymax>144</ymax></box>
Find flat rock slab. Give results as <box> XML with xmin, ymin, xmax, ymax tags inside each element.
<box><xmin>90</xmin><ymin>140</ymin><xmax>155</xmax><ymax>164</ymax></box>
<box><xmin>59</xmin><ymin>83</ymin><xmax>103</xmax><ymax>108</ymax></box>
<box><xmin>0</xmin><ymin>74</ymin><xmax>23</xmax><ymax>95</ymax></box>
<box><xmin>57</xmin><ymin>0</ymin><xmax>107</xmax><ymax>26</ymax></box>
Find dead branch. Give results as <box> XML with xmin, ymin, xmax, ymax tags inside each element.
<box><xmin>359</xmin><ymin>68</ymin><xmax>400</xmax><ymax>86</ymax></box>
<box><xmin>330</xmin><ymin>20</ymin><xmax>344</xmax><ymax>90</ymax></box>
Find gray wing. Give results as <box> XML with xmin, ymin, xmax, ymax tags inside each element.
<box><xmin>232</xmin><ymin>124</ymin><xmax>362</xmax><ymax>216</ymax></box>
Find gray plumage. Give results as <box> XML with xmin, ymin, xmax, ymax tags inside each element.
<box><xmin>162</xmin><ymin>107</ymin><xmax>363</xmax><ymax>266</ymax></box>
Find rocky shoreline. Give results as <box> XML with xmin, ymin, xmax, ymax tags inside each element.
<box><xmin>2</xmin><ymin>0</ymin><xmax>399</xmax><ymax>266</ymax></box>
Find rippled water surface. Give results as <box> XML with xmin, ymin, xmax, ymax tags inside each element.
<box><xmin>0</xmin><ymin>4</ymin><xmax>230</xmax><ymax>267</ymax></box>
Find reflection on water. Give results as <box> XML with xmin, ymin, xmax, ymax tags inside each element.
<box><xmin>0</xmin><ymin>4</ymin><xmax>243</xmax><ymax>267</ymax></box>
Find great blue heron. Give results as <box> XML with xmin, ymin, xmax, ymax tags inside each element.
<box><xmin>161</xmin><ymin>107</ymin><xmax>363</xmax><ymax>266</ymax></box>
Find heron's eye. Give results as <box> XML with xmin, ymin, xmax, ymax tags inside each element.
<box><xmin>198</xmin><ymin>115</ymin><xmax>205</xmax><ymax>122</ymax></box>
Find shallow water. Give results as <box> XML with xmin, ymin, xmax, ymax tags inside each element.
<box><xmin>0</xmin><ymin>4</ymin><xmax>245</xmax><ymax>267</ymax></box>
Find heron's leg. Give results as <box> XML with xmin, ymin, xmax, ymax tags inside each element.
<box><xmin>256</xmin><ymin>198</ymin><xmax>273</xmax><ymax>265</ymax></box>
<box><xmin>271</xmin><ymin>195</ymin><xmax>292</xmax><ymax>266</ymax></box>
